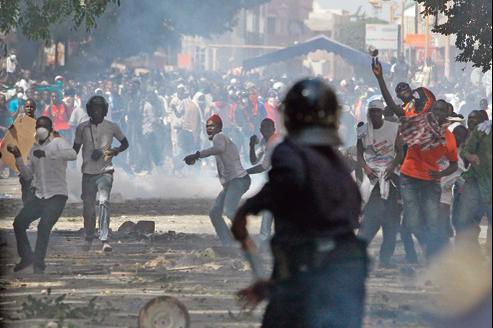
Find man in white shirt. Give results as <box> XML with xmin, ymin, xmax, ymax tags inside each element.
<box><xmin>170</xmin><ymin>85</ymin><xmax>201</xmax><ymax>171</ymax></box>
<box><xmin>357</xmin><ymin>99</ymin><xmax>404</xmax><ymax>267</ymax></box>
<box><xmin>184</xmin><ymin>114</ymin><xmax>251</xmax><ymax>247</ymax></box>
<box><xmin>247</xmin><ymin>118</ymin><xmax>281</xmax><ymax>247</ymax></box>
<box><xmin>8</xmin><ymin>116</ymin><xmax>77</xmax><ymax>274</ymax></box>
<box><xmin>73</xmin><ymin>96</ymin><xmax>129</xmax><ymax>252</ymax></box>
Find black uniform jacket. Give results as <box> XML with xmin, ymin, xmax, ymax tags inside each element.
<box><xmin>242</xmin><ymin>138</ymin><xmax>362</xmax><ymax>241</ymax></box>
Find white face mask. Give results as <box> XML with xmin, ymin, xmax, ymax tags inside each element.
<box><xmin>36</xmin><ymin>127</ymin><xmax>50</xmax><ymax>142</ymax></box>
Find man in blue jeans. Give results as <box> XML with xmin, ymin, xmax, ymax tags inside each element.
<box><xmin>454</xmin><ymin>120</ymin><xmax>492</xmax><ymax>251</ymax></box>
<box><xmin>399</xmin><ymin>100</ymin><xmax>458</xmax><ymax>260</ymax></box>
<box><xmin>184</xmin><ymin>114</ymin><xmax>251</xmax><ymax>247</ymax></box>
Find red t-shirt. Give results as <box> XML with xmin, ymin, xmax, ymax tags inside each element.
<box><xmin>401</xmin><ymin>130</ymin><xmax>458</xmax><ymax>181</ymax></box>
<box><xmin>43</xmin><ymin>103</ymin><xmax>70</xmax><ymax>131</ymax></box>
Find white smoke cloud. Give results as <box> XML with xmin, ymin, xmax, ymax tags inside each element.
<box><xmin>66</xmin><ymin>166</ymin><xmax>266</xmax><ymax>202</ymax></box>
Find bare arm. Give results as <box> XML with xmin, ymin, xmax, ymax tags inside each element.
<box><xmin>247</xmin><ymin>164</ymin><xmax>266</xmax><ymax>175</ymax></box>
<box><xmin>8</xmin><ymin>146</ymin><xmax>34</xmax><ymax>181</ymax></box>
<box><xmin>372</xmin><ymin>58</ymin><xmax>405</xmax><ymax>117</ymax></box>
<box><xmin>73</xmin><ymin>143</ymin><xmax>82</xmax><ymax>154</ymax></box>
<box><xmin>249</xmin><ymin>142</ymin><xmax>259</xmax><ymax>165</ymax></box>
<box><xmin>114</xmin><ymin>137</ymin><xmax>129</xmax><ymax>154</ymax></box>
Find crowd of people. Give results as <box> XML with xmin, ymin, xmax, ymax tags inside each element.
<box><xmin>0</xmin><ymin>54</ymin><xmax>491</xmax><ymax>326</ymax></box>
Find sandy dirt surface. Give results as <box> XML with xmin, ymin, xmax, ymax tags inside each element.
<box><xmin>0</xmin><ymin>178</ymin><xmax>490</xmax><ymax>328</ymax></box>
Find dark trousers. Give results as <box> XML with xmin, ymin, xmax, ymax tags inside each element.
<box><xmin>358</xmin><ymin>183</ymin><xmax>401</xmax><ymax>264</ymax></box>
<box><xmin>13</xmin><ymin>195</ymin><xmax>67</xmax><ymax>269</ymax></box>
<box><xmin>262</xmin><ymin>255</ymin><xmax>368</xmax><ymax>328</ymax></box>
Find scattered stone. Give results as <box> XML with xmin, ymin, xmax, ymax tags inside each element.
<box><xmin>144</xmin><ymin>256</ymin><xmax>174</xmax><ymax>270</ymax></box>
<box><xmin>45</xmin><ymin>321</ymin><xmax>58</xmax><ymax>328</ymax></box>
<box><xmin>41</xmin><ymin>288</ymin><xmax>52</xmax><ymax>296</ymax></box>
<box><xmin>136</xmin><ymin>221</ymin><xmax>155</xmax><ymax>234</ymax></box>
<box><xmin>194</xmin><ymin>248</ymin><xmax>217</xmax><ymax>260</ymax></box>
<box><xmin>118</xmin><ymin>221</ymin><xmax>137</xmax><ymax>233</ymax></box>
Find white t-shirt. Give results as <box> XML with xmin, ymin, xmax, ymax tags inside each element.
<box><xmin>74</xmin><ymin>120</ymin><xmax>126</xmax><ymax>175</ymax></box>
<box><xmin>69</xmin><ymin>106</ymin><xmax>89</xmax><ymax>127</ymax></box>
<box><xmin>438</xmin><ymin>157</ymin><xmax>465</xmax><ymax>205</ymax></box>
<box><xmin>257</xmin><ymin>134</ymin><xmax>282</xmax><ymax>171</ymax></box>
<box><xmin>142</xmin><ymin>101</ymin><xmax>157</xmax><ymax>136</ymax></box>
<box><xmin>358</xmin><ymin>120</ymin><xmax>399</xmax><ymax>172</ymax></box>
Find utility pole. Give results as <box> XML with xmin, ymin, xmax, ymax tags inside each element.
<box><xmin>401</xmin><ymin>0</ymin><xmax>405</xmax><ymax>57</ymax></box>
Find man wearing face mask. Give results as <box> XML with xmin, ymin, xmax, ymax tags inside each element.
<box><xmin>184</xmin><ymin>114</ymin><xmax>251</xmax><ymax>247</ymax></box>
<box><xmin>372</xmin><ymin>58</ymin><xmax>435</xmax><ymax>118</ymax></box>
<box><xmin>73</xmin><ymin>95</ymin><xmax>129</xmax><ymax>252</ymax></box>
<box><xmin>7</xmin><ymin>116</ymin><xmax>77</xmax><ymax>274</ymax></box>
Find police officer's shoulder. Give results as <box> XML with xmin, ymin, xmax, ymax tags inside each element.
<box><xmin>270</xmin><ymin>140</ymin><xmax>303</xmax><ymax>166</ymax></box>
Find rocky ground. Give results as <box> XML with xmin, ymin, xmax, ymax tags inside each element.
<box><xmin>0</xmin><ymin>178</ymin><xmax>490</xmax><ymax>328</ymax></box>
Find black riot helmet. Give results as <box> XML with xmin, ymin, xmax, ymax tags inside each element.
<box><xmin>281</xmin><ymin>79</ymin><xmax>340</xmax><ymax>133</ymax></box>
<box><xmin>86</xmin><ymin>95</ymin><xmax>109</xmax><ymax>117</ymax></box>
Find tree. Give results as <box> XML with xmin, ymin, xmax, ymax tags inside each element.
<box><xmin>74</xmin><ymin>0</ymin><xmax>270</xmax><ymax>64</ymax></box>
<box><xmin>0</xmin><ymin>0</ymin><xmax>121</xmax><ymax>41</ymax></box>
<box><xmin>1</xmin><ymin>0</ymin><xmax>269</xmax><ymax>65</ymax></box>
<box><xmin>416</xmin><ymin>0</ymin><xmax>492</xmax><ymax>72</ymax></box>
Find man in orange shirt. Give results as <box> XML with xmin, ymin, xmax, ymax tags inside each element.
<box><xmin>399</xmin><ymin>100</ymin><xmax>458</xmax><ymax>259</ymax></box>
<box><xmin>372</xmin><ymin>58</ymin><xmax>435</xmax><ymax>118</ymax></box>
<box><xmin>43</xmin><ymin>92</ymin><xmax>71</xmax><ymax>140</ymax></box>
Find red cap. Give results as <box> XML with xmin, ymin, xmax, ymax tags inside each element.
<box><xmin>207</xmin><ymin>114</ymin><xmax>223</xmax><ymax>129</ymax></box>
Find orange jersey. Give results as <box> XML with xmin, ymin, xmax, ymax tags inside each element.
<box><xmin>403</xmin><ymin>88</ymin><xmax>435</xmax><ymax>117</ymax></box>
<box><xmin>400</xmin><ymin>130</ymin><xmax>458</xmax><ymax>181</ymax></box>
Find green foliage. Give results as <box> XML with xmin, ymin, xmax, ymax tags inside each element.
<box><xmin>416</xmin><ymin>0</ymin><xmax>492</xmax><ymax>72</ymax></box>
<box><xmin>21</xmin><ymin>294</ymin><xmax>116</xmax><ymax>325</ymax></box>
<box><xmin>0</xmin><ymin>0</ymin><xmax>268</xmax><ymax>42</ymax></box>
<box><xmin>1</xmin><ymin>0</ymin><xmax>269</xmax><ymax>66</ymax></box>
<box><xmin>0</xmin><ymin>0</ymin><xmax>121</xmax><ymax>40</ymax></box>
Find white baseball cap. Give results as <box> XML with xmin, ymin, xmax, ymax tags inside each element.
<box><xmin>368</xmin><ymin>99</ymin><xmax>385</xmax><ymax>110</ymax></box>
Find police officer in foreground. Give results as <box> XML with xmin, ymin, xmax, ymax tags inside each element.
<box><xmin>232</xmin><ymin>79</ymin><xmax>368</xmax><ymax>328</ymax></box>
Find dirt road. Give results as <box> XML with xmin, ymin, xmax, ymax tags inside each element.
<box><xmin>0</xmin><ymin>178</ymin><xmax>489</xmax><ymax>328</ymax></box>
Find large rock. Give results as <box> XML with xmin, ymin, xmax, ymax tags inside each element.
<box><xmin>118</xmin><ymin>221</ymin><xmax>137</xmax><ymax>233</ymax></box>
<box><xmin>136</xmin><ymin>221</ymin><xmax>155</xmax><ymax>234</ymax></box>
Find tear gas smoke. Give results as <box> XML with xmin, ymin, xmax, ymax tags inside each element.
<box><xmin>66</xmin><ymin>167</ymin><xmax>266</xmax><ymax>202</ymax></box>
